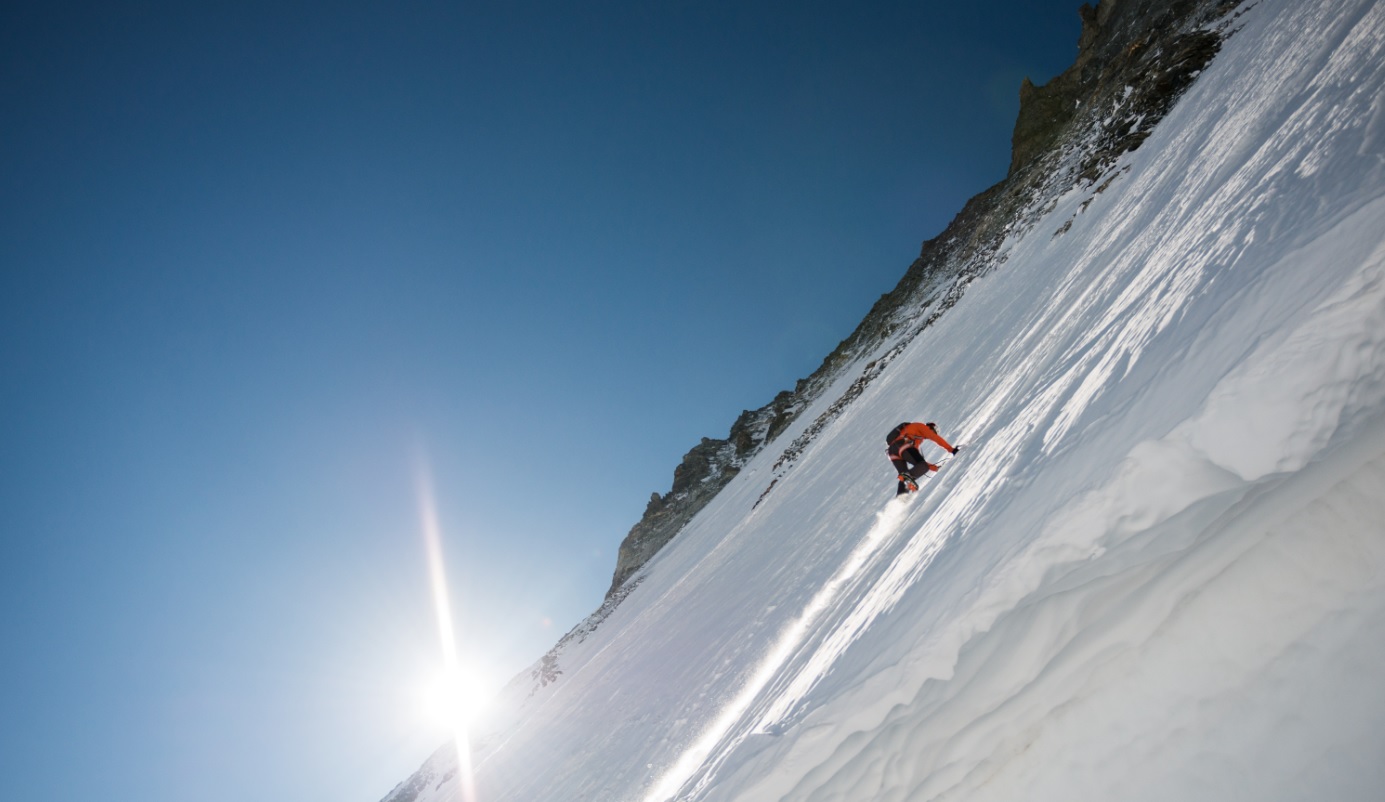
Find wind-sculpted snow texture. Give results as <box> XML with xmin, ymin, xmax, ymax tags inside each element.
<box><xmin>384</xmin><ymin>2</ymin><xmax>1385</xmax><ymax>801</ymax></box>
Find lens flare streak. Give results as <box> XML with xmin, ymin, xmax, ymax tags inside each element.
<box><xmin>418</xmin><ymin>465</ymin><xmax>478</xmax><ymax>802</ymax></box>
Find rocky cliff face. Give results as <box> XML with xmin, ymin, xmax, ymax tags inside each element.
<box><xmin>606</xmin><ymin>392</ymin><xmax>801</xmax><ymax>594</ymax></box>
<box><xmin>603</xmin><ymin>0</ymin><xmax>1240</xmax><ymax>605</ymax></box>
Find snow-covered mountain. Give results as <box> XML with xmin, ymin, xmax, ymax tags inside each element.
<box><xmin>383</xmin><ymin>0</ymin><xmax>1385</xmax><ymax>799</ymax></box>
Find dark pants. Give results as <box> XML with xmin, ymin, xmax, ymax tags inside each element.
<box><xmin>886</xmin><ymin>446</ymin><xmax>930</xmax><ymax>495</ymax></box>
<box><xmin>889</xmin><ymin>445</ymin><xmax>934</xmax><ymax>494</ymax></box>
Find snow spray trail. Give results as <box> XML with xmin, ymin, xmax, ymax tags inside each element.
<box><xmin>641</xmin><ymin>495</ymin><xmax>922</xmax><ymax>802</ymax></box>
<box><xmin>751</xmin><ymin>456</ymin><xmax>965</xmax><ymax>735</ymax></box>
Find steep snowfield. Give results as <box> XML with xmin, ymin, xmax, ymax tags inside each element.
<box><xmin>392</xmin><ymin>2</ymin><xmax>1385</xmax><ymax>800</ymax></box>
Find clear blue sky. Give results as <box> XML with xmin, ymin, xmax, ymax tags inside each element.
<box><xmin>1</xmin><ymin>2</ymin><xmax>1078</xmax><ymax>800</ymax></box>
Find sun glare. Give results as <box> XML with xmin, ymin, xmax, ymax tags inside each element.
<box><xmin>416</xmin><ymin>457</ymin><xmax>481</xmax><ymax>802</ymax></box>
<box><xmin>420</xmin><ymin>665</ymin><xmax>496</xmax><ymax>733</ymax></box>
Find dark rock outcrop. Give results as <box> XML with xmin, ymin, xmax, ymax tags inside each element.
<box><xmin>607</xmin><ymin>392</ymin><xmax>801</xmax><ymax>594</ymax></box>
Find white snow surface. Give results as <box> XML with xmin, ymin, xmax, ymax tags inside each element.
<box><xmin>397</xmin><ymin>2</ymin><xmax>1385</xmax><ymax>800</ymax></box>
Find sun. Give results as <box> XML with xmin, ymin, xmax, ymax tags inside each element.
<box><xmin>419</xmin><ymin>663</ymin><xmax>496</xmax><ymax>734</ymax></box>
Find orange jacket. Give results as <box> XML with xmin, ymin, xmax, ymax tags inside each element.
<box><xmin>891</xmin><ymin>422</ymin><xmax>954</xmax><ymax>453</ymax></box>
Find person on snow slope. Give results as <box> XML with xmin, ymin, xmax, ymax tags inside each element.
<box><xmin>886</xmin><ymin>421</ymin><xmax>959</xmax><ymax>495</ymax></box>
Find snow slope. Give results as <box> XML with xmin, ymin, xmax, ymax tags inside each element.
<box><xmin>390</xmin><ymin>2</ymin><xmax>1385</xmax><ymax>800</ymax></box>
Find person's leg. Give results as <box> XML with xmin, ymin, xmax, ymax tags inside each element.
<box><xmin>889</xmin><ymin>451</ymin><xmax>916</xmax><ymax>494</ymax></box>
<box><xmin>902</xmin><ymin>446</ymin><xmax>935</xmax><ymax>479</ymax></box>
